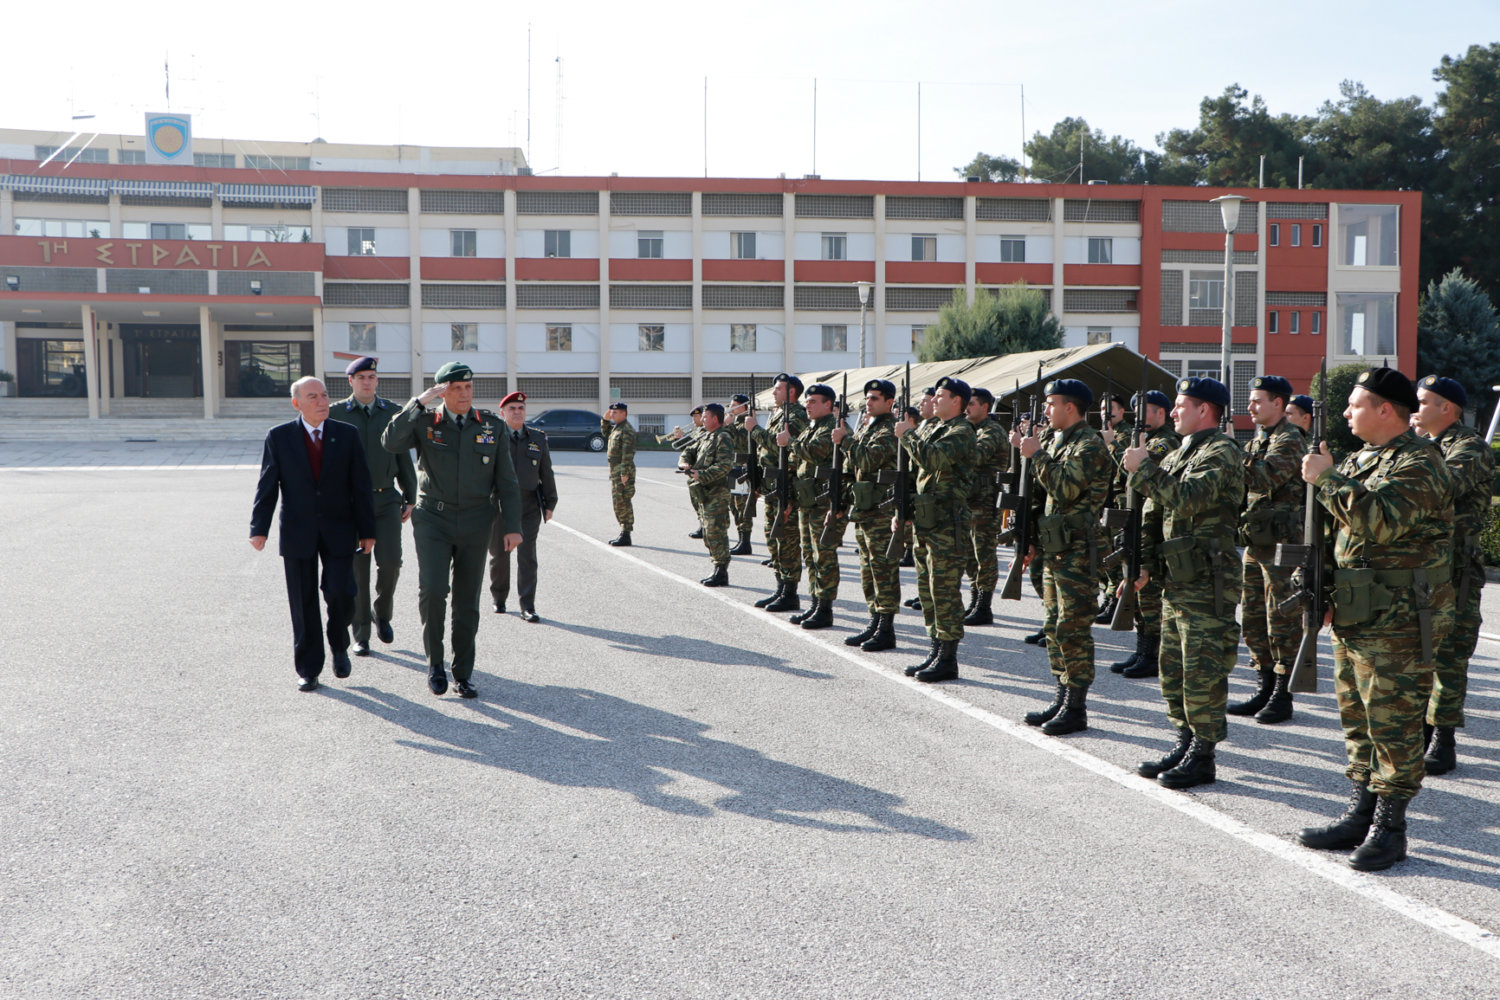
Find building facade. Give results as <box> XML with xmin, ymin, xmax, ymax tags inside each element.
<box><xmin>0</xmin><ymin>128</ymin><xmax>1419</xmax><ymax>436</ymax></box>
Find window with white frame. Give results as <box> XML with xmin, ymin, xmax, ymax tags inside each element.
<box><xmin>225</xmin><ymin>223</ymin><xmax>311</xmax><ymax>243</ymax></box>
<box><xmin>911</xmin><ymin>235</ymin><xmax>936</xmax><ymax>262</ymax></box>
<box><xmin>730</xmin><ymin>323</ymin><xmax>757</xmax><ymax>352</ymax></box>
<box><xmin>546</xmin><ymin>324</ymin><xmax>572</xmax><ymax>352</ymax></box>
<box><xmin>821</xmin><ymin>324</ymin><xmax>848</xmax><ymax>352</ymax></box>
<box><xmin>1086</xmin><ymin>327</ymin><xmax>1112</xmax><ymax>345</ymax></box>
<box><xmin>638</xmin><ymin>230</ymin><xmax>664</xmax><ymax>259</ymax></box>
<box><xmin>1312</xmin><ymin>224</ymin><xmax>1323</xmax><ymax>248</ymax></box>
<box><xmin>731</xmin><ymin>232</ymin><xmax>756</xmax><ymax>259</ymax></box>
<box><xmin>1289</xmin><ymin>311</ymin><xmax>1300</xmax><ymax>335</ymax></box>
<box><xmin>1188</xmin><ymin>271</ymin><xmax>1224</xmax><ymax>310</ymax></box>
<box><xmin>1311</xmin><ymin>311</ymin><xmax>1322</xmax><ymax>335</ymax></box>
<box><xmin>638</xmin><ymin>324</ymin><xmax>664</xmax><ymax>351</ymax></box>
<box><xmin>1291</xmin><ymin>224</ymin><xmax>1301</xmax><ymax>248</ymax></box>
<box><xmin>348</xmin><ymin>228</ymin><xmax>376</xmax><ymax>256</ymax></box>
<box><xmin>1269</xmin><ymin>223</ymin><xmax>1280</xmax><ymax>247</ymax></box>
<box><xmin>911</xmin><ymin>325</ymin><xmax>928</xmax><ymax>351</ymax></box>
<box><xmin>1087</xmin><ymin>237</ymin><xmax>1113</xmax><ymax>264</ymax></box>
<box><xmin>1185</xmin><ymin>359</ymin><xmax>1222</xmax><ymax>380</ymax></box>
<box><xmin>544</xmin><ymin>230</ymin><xmax>570</xmax><ymax>258</ymax></box>
<box><xmin>349</xmin><ymin>323</ymin><xmax>377</xmax><ymax>352</ymax></box>
<box><xmin>1338</xmin><ymin>293</ymin><xmax>1396</xmax><ymax>355</ymax></box>
<box><xmin>821</xmin><ymin>233</ymin><xmax>846</xmax><ymax>261</ymax></box>
<box><xmin>13</xmin><ymin>218</ymin><xmax>110</xmax><ymax>238</ymax></box>
<box><xmin>450</xmin><ymin>230</ymin><xmax>477</xmax><ymax>257</ymax></box>
<box><xmin>1268</xmin><ymin>310</ymin><xmax>1279</xmax><ymax>334</ymax></box>
<box><xmin>451</xmin><ymin>323</ymin><xmax>478</xmax><ymax>351</ymax></box>
<box><xmin>1000</xmin><ymin>237</ymin><xmax>1026</xmax><ymax>263</ymax></box>
<box><xmin>1338</xmin><ymin>205</ymin><xmax>1398</xmax><ymax>266</ymax></box>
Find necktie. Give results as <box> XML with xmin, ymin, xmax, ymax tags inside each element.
<box><xmin>456</xmin><ymin>414</ymin><xmax>465</xmax><ymax>430</ymax></box>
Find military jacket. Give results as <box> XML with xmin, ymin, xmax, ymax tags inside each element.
<box><xmin>692</xmin><ymin>427</ymin><xmax>736</xmax><ymax>491</ymax></box>
<box><xmin>382</xmin><ymin>400</ymin><xmax>522</xmax><ymax>534</ymax></box>
<box><xmin>337</xmin><ymin>394</ymin><xmax>417</xmax><ymax>503</ymax></box>
<box><xmin>1033</xmin><ymin>420</ymin><xmax>1112</xmax><ymax>519</ymax></box>
<box><xmin>903</xmin><ymin>414</ymin><xmax>976</xmax><ymax>503</ymax></box>
<box><xmin>846</xmin><ymin>412</ymin><xmax>898</xmax><ymax>483</ymax></box>
<box><xmin>1241</xmin><ymin>417</ymin><xmax>1308</xmax><ymax>544</ymax></box>
<box><xmin>603</xmin><ymin>419</ymin><xmax>637</xmax><ymax>473</ymax></box>
<box><xmin>1316</xmin><ymin>429</ymin><xmax>1454</xmax><ymax>574</ymax></box>
<box><xmin>1104</xmin><ymin>415</ymin><xmax>1136</xmax><ymax>499</ymax></box>
<box><xmin>966</xmin><ymin>415</ymin><xmax>1007</xmax><ymax>506</ymax></box>
<box><xmin>751</xmin><ymin>402</ymin><xmax>809</xmax><ymax>465</ymax></box>
<box><xmin>1130</xmin><ymin>428</ymin><xmax>1245</xmax><ymax>578</ymax></box>
<box><xmin>678</xmin><ymin>425</ymin><xmax>705</xmax><ymax>469</ymax></box>
<box><xmin>789</xmin><ymin>414</ymin><xmax>837</xmax><ymax>481</ymax></box>
<box><xmin>1430</xmin><ymin>422</ymin><xmax>1495</xmax><ymax>558</ymax></box>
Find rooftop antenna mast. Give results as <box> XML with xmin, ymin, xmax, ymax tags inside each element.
<box><xmin>555</xmin><ymin>51</ymin><xmax>563</xmax><ymax>174</ymax></box>
<box><xmin>526</xmin><ymin>24</ymin><xmax>532</xmax><ymax>169</ymax></box>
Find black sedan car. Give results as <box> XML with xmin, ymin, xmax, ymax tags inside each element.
<box><xmin>526</xmin><ymin>408</ymin><xmax>607</xmax><ymax>451</ymax></box>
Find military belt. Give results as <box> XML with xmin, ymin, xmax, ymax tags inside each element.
<box><xmin>417</xmin><ymin>498</ymin><xmax>487</xmax><ymax>513</ymax></box>
<box><xmin>1365</xmin><ymin>565</ymin><xmax>1452</xmax><ymax>588</ymax></box>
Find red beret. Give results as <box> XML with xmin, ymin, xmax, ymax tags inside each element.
<box><xmin>499</xmin><ymin>391</ymin><xmax>527</xmax><ymax>407</ymax></box>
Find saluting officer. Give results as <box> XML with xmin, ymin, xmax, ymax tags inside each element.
<box><xmin>781</xmin><ymin>382</ymin><xmax>840</xmax><ymax>630</ymax></box>
<box><xmin>841</xmin><ymin>378</ymin><xmax>901</xmax><ymax>652</ymax></box>
<box><xmin>1018</xmin><ymin>379</ymin><xmax>1113</xmax><ymax>735</ymax></box>
<box><xmin>894</xmin><ymin>376</ymin><xmax>977</xmax><ymax>682</ymax></box>
<box><xmin>1122</xmin><ymin>377</ymin><xmax>1244</xmax><ymax>788</ymax></box>
<box><xmin>603</xmin><ymin>402</ymin><xmax>637</xmax><ymax>546</ymax></box>
<box><xmin>487</xmin><ymin>391</ymin><xmax>558</xmax><ymax>623</ymax></box>
<box><xmin>726</xmin><ymin>393</ymin><xmax>756</xmax><ymax>555</ymax></box>
<box><xmin>382</xmin><ymin>362</ymin><xmax>523</xmax><ymax>698</ymax></box>
<box><xmin>962</xmin><ymin>387</ymin><xmax>1006</xmax><ymax>627</ymax></box>
<box><xmin>337</xmin><ymin>356</ymin><xmax>416</xmax><ymax>655</ymax></box>
<box><xmin>1230</xmin><ymin>374</ymin><xmax>1308</xmax><ymax>724</ymax></box>
<box><xmin>1296</xmin><ymin>367</ymin><xmax>1454</xmax><ymax>871</ymax></box>
<box><xmin>689</xmin><ymin>402</ymin><xmax>736</xmax><ymax>586</ymax></box>
<box><xmin>1412</xmin><ymin>375</ymin><xmax>1493</xmax><ymax>776</ymax></box>
<box><xmin>747</xmin><ymin>374</ymin><xmax>809</xmax><ymax>613</ymax></box>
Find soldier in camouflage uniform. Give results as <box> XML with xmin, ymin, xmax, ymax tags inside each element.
<box><xmin>1413</xmin><ymin>375</ymin><xmax>1493</xmax><ymax>776</ymax></box>
<box><xmin>726</xmin><ymin>393</ymin><xmax>756</xmax><ymax>555</ymax></box>
<box><xmin>1123</xmin><ymin>377</ymin><xmax>1244</xmax><ymax>789</ymax></box>
<box><xmin>1110</xmin><ymin>390</ymin><xmax>1181</xmax><ymax>678</ymax></box>
<box><xmin>1229</xmin><ymin>375</ymin><xmax>1309</xmax><ymax>725</ymax></box>
<box><xmin>1286</xmin><ymin>394</ymin><xmax>1314</xmax><ymax>435</ymax></box>
<box><xmin>1019</xmin><ymin>418</ymin><xmax>1054</xmax><ymax>647</ymax></box>
<box><xmin>689</xmin><ymin>403</ymin><xmax>736</xmax><ymax>587</ymax></box>
<box><xmin>780</xmin><ymin>382</ymin><xmax>840</xmax><ymax>630</ymax></box>
<box><xmin>896</xmin><ymin>377</ymin><xmax>977</xmax><ymax>682</ymax></box>
<box><xmin>962</xmin><ymin>388</ymin><xmax>1006</xmax><ymax>626</ymax></box>
<box><xmin>902</xmin><ymin>395</ymin><xmax>936</xmax><ymax>606</ymax></box>
<box><xmin>603</xmin><ymin>402</ymin><xmax>637</xmax><ymax>546</ymax></box>
<box><xmin>1096</xmin><ymin>393</ymin><xmax>1132</xmax><ymax>624</ymax></box>
<box><xmin>1296</xmin><ymin>368</ymin><xmax>1454</xmax><ymax>872</ymax></box>
<box><xmin>748</xmin><ymin>374</ymin><xmax>809</xmax><ymax>612</ymax></box>
<box><xmin>1017</xmin><ymin>380</ymin><xmax>1113</xmax><ymax>735</ymax></box>
<box><xmin>676</xmin><ymin>406</ymin><xmax>707</xmax><ymax>538</ymax></box>
<box><xmin>842</xmin><ymin>378</ymin><xmax>902</xmax><ymax>652</ymax></box>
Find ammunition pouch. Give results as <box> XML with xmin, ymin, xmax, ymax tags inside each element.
<box><xmin>1240</xmin><ymin>507</ymin><xmax>1300</xmax><ymax>548</ymax></box>
<box><xmin>849</xmin><ymin>480</ymin><xmax>884</xmax><ymax>513</ymax></box>
<box><xmin>1457</xmin><ymin>533</ymin><xmax>1483</xmax><ymax>606</ymax></box>
<box><xmin>793</xmin><ymin>477</ymin><xmax>821</xmax><ymax>509</ymax></box>
<box><xmin>1330</xmin><ymin>564</ymin><xmax>1451</xmax><ymax>630</ymax></box>
<box><xmin>1159</xmin><ymin>535</ymin><xmax>1210</xmax><ymax>584</ymax></box>
<box><xmin>1036</xmin><ymin>510</ymin><xmax>1094</xmax><ymax>554</ymax></box>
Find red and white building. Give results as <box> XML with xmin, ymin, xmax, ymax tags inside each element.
<box><xmin>0</xmin><ymin>127</ymin><xmax>1419</xmax><ymax>435</ymax></box>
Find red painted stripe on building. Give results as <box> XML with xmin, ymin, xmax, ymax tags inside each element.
<box><xmin>514</xmin><ymin>258</ymin><xmax>600</xmax><ymax>281</ymax></box>
<box><xmin>701</xmin><ymin>260</ymin><xmax>784</xmax><ymax>282</ymax></box>
<box><xmin>419</xmin><ymin>258</ymin><xmax>505</xmax><ymax>281</ymax></box>
<box><xmin>793</xmin><ymin>261</ymin><xmax>876</xmax><ymax>283</ymax></box>
<box><xmin>884</xmin><ymin>262</ymin><xmax>966</xmax><ymax>284</ymax></box>
<box><xmin>608</xmin><ymin>259</ymin><xmax>694</xmax><ymax>282</ymax></box>
<box><xmin>322</xmin><ymin>256</ymin><xmax>409</xmax><ymax>279</ymax></box>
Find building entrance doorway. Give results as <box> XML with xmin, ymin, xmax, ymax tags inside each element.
<box><xmin>121</xmin><ymin>325</ymin><xmax>203</xmax><ymax>397</ymax></box>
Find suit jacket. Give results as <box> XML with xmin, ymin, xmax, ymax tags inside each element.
<box><xmin>508</xmin><ymin>424</ymin><xmax>559</xmax><ymax>514</ymax></box>
<box><xmin>250</xmin><ymin>417</ymin><xmax>378</xmax><ymax>558</ymax></box>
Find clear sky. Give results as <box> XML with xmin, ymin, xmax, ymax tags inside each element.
<box><xmin>7</xmin><ymin>0</ymin><xmax>1497</xmax><ymax>181</ymax></box>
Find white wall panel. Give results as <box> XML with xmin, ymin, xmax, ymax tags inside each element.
<box><xmin>607</xmin><ymin>321</ymin><xmax>692</xmax><ymax>355</ymax></box>
<box><xmin>1063</xmin><ymin>235</ymin><xmax>1139</xmax><ymax>265</ymax></box>
<box><xmin>324</xmin><ymin>321</ymin><xmax>411</xmax><ymax>372</ymax></box>
<box><xmin>702</xmin><ymin>322</ymin><xmax>784</xmax><ymax>371</ymax></box>
<box><xmin>516</xmin><ymin>229</ymin><xmax>599</xmax><ymax>258</ymax></box>
<box><xmin>515</xmin><ymin>322</ymin><xmax>600</xmax><ymax>373</ymax></box>
<box><xmin>796</xmin><ymin>231</ymin><xmax>872</xmax><ymax>260</ymax></box>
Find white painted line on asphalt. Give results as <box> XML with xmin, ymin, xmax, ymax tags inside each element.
<box><xmin>1478</xmin><ymin>631</ymin><xmax>1500</xmax><ymax>645</ymax></box>
<box><xmin>551</xmin><ymin>517</ymin><xmax>1500</xmax><ymax>963</ymax></box>
<box><xmin>0</xmin><ymin>464</ymin><xmax>259</xmax><ymax>472</ymax></box>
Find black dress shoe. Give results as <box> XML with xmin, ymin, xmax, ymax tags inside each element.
<box><xmin>297</xmin><ymin>676</ymin><xmax>319</xmax><ymax>692</ymax></box>
<box><xmin>428</xmin><ymin>667</ymin><xmax>449</xmax><ymax>696</ymax></box>
<box><xmin>492</xmin><ymin>600</ymin><xmax>506</xmax><ymax>614</ymax></box>
<box><xmin>332</xmin><ymin>652</ymin><xmax>352</xmax><ymax>679</ymax></box>
<box><xmin>353</xmin><ymin>640</ymin><xmax>371</xmax><ymax>657</ymax></box>
<box><xmin>375</xmin><ymin>619</ymin><xmax>394</xmax><ymax>644</ymax></box>
<box><xmin>520</xmin><ymin>609</ymin><xmax>541</xmax><ymax>623</ymax></box>
<box><xmin>454</xmin><ymin>679</ymin><xmax>478</xmax><ymax>699</ymax></box>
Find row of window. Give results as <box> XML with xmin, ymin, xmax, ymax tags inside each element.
<box><xmin>1266</xmin><ymin>310</ymin><xmax>1322</xmax><ymax>336</ymax></box>
<box><xmin>32</xmin><ymin>146</ymin><xmax>305</xmax><ymax>170</ymax></box>
<box><xmin>346</xmin><ymin>321</ymin><xmax>867</xmax><ymax>354</ymax></box>
<box><xmin>1268</xmin><ymin>222</ymin><xmax>1323</xmax><ymax>249</ymax></box>
<box><xmin>13</xmin><ymin>218</ymin><xmax>313</xmax><ymax>242</ymax></box>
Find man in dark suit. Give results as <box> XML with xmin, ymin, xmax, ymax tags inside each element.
<box><xmin>250</xmin><ymin>376</ymin><xmax>378</xmax><ymax>692</ymax></box>
<box><xmin>488</xmin><ymin>391</ymin><xmax>558</xmax><ymax>622</ymax></box>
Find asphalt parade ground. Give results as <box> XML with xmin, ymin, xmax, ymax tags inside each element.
<box><xmin>2</xmin><ymin>442</ymin><xmax>1498</xmax><ymax>999</ymax></box>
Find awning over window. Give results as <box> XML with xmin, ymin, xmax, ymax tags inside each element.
<box><xmin>112</xmin><ymin>180</ymin><xmax>213</xmax><ymax>199</ymax></box>
<box><xmin>217</xmin><ymin>183</ymin><xmax>317</xmax><ymax>206</ymax></box>
<box><xmin>1</xmin><ymin>174</ymin><xmax>111</xmax><ymax>197</ymax></box>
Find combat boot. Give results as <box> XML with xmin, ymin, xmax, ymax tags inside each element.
<box><xmin>754</xmin><ymin>581</ymin><xmax>786</xmax><ymax>608</ymax></box>
<box><xmin>915</xmin><ymin>639</ymin><xmax>959</xmax><ymax>683</ymax></box>
<box><xmin>962</xmin><ymin>589</ymin><xmax>994</xmax><ymax>627</ymax></box>
<box><xmin>861</xmin><ymin>613</ymin><xmax>897</xmax><ymax>652</ymax></box>
<box><xmin>1110</xmin><ymin>630</ymin><xmax>1146</xmax><ymax>673</ymax></box>
<box><xmin>899</xmin><ymin>546</ymin><xmax>916</xmax><ymax>568</ymax></box>
<box><xmin>1254</xmin><ymin>673</ymin><xmax>1293</xmax><ymax>725</ymax></box>
<box><xmin>1157</xmin><ymin>736</ymin><xmax>1216</xmax><ymax>789</ymax></box>
<box><xmin>607</xmin><ymin>531</ymin><xmax>632</xmax><ymax>547</ymax></box>
<box><xmin>962</xmin><ymin>588</ymin><xmax>981</xmax><ymax>619</ymax></box>
<box><xmin>1348</xmin><ymin>796</ymin><xmax>1410</xmax><ymax>871</ymax></box>
<box><xmin>1137</xmin><ymin>727</ymin><xmax>1193</xmax><ymax>778</ymax></box>
<box><xmin>1093</xmin><ymin>593</ymin><xmax>1118</xmax><ymax>625</ymax></box>
<box><xmin>1121</xmin><ymin>634</ymin><xmax>1159</xmax><ymax>678</ymax></box>
<box><xmin>904</xmin><ymin>595</ymin><xmax>922</xmax><ymax>610</ymax></box>
<box><xmin>765</xmin><ymin>586</ymin><xmax>802</xmax><ymax>613</ymax></box>
<box><xmin>688</xmin><ymin>526</ymin><xmax>704</xmax><ymax>539</ymax></box>
<box><xmin>1041</xmin><ymin>686</ymin><xmax>1089</xmax><ymax>736</ymax></box>
<box><xmin>790</xmin><ymin>598</ymin><xmax>820</xmax><ymax>625</ymax></box>
<box><xmin>1024</xmin><ymin>682</ymin><xmax>1066</xmax><ymax>727</ymax></box>
<box><xmin>1295</xmin><ymin>781</ymin><xmax>1376</xmax><ymax>850</ymax></box>
<box><xmin>700</xmin><ymin>564</ymin><xmax>729</xmax><ymax>588</ymax></box>
<box><xmin>904</xmin><ymin>637</ymin><xmax>940</xmax><ymax>676</ymax></box>
<box><xmin>729</xmin><ymin>532</ymin><xmax>752</xmax><ymax>556</ymax></box>
<box><xmin>1228</xmin><ymin>666</ymin><xmax>1275</xmax><ymax>716</ymax></box>
<box><xmin>1022</xmin><ymin>629</ymin><xmax>1047</xmax><ymax>645</ymax></box>
<box><xmin>799</xmin><ymin>599</ymin><xmax>834</xmax><ymax>630</ymax></box>
<box><xmin>846</xmin><ymin>613</ymin><xmax>881</xmax><ymax>646</ymax></box>
<box><xmin>1424</xmin><ymin>725</ymin><xmax>1458</xmax><ymax>776</ymax></box>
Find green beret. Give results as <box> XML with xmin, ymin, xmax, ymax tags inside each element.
<box><xmin>434</xmin><ymin>361</ymin><xmax>474</xmax><ymax>383</ymax></box>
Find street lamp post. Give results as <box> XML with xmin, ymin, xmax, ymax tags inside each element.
<box><xmin>855</xmin><ymin>280</ymin><xmax>874</xmax><ymax>369</ymax></box>
<box><xmin>1211</xmin><ymin>194</ymin><xmax>1246</xmax><ymax>421</ymax></box>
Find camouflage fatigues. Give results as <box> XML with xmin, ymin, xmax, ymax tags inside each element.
<box><xmin>1428</xmin><ymin>422</ymin><xmax>1494</xmax><ymax>727</ymax></box>
<box><xmin>1131</xmin><ymin>428</ymin><xmax>1245</xmax><ymax>743</ymax></box>
<box><xmin>847</xmin><ymin>411</ymin><xmax>900</xmax><ymax>614</ymax></box>
<box><xmin>603</xmin><ymin>418</ymin><xmax>637</xmax><ymax>531</ymax></box>
<box><xmin>905</xmin><ymin>415</ymin><xmax>977</xmax><ymax>640</ymax></box>
<box><xmin>1130</xmin><ymin>423</ymin><xmax>1181</xmax><ymax>633</ymax></box>
<box><xmin>965</xmin><ymin>415</ymin><xmax>1006</xmax><ymax>592</ymax></box>
<box><xmin>1240</xmin><ymin>419</ymin><xmax>1308</xmax><ymax>675</ymax></box>
<box><xmin>679</xmin><ymin>426</ymin><xmax>707</xmax><ymax>524</ymax></box>
<box><xmin>692</xmin><ymin>426</ymin><xmax>736</xmax><ymax>565</ymax></box>
<box><xmin>790</xmin><ymin>413</ymin><xmax>840</xmax><ymax>600</ymax></box>
<box><xmin>1317</xmin><ymin>429</ymin><xmax>1455</xmax><ymax>799</ymax></box>
<box><xmin>1100</xmin><ymin>416</ymin><xmax>1136</xmax><ymax>595</ymax></box>
<box><xmin>729</xmin><ymin>413</ymin><xmax>757</xmax><ymax>532</ymax></box>
<box><xmin>752</xmin><ymin>402</ymin><xmax>809</xmax><ymax>585</ymax></box>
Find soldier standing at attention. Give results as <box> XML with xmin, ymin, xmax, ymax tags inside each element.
<box><xmin>903</xmin><ymin>390</ymin><xmax>940</xmax><ymax>609</ymax></box>
<box><xmin>381</xmin><ymin>362</ymin><xmax>522</xmax><ymax>698</ymax></box>
<box><xmin>337</xmin><ymin>356</ymin><xmax>416</xmax><ymax>656</ymax></box>
<box><xmin>487</xmin><ymin>391</ymin><xmax>558</xmax><ymax>622</ymax></box>
<box><xmin>1285</xmin><ymin>394</ymin><xmax>1315</xmax><ymax>435</ymax></box>
<box><xmin>603</xmin><ymin>402</ymin><xmax>637</xmax><ymax>546</ymax></box>
<box><xmin>1229</xmin><ymin>375</ymin><xmax>1307</xmax><ymax>724</ymax></box>
<box><xmin>689</xmin><ymin>403</ymin><xmax>736</xmax><ymax>587</ymax></box>
<box><xmin>1096</xmin><ymin>392</ymin><xmax>1133</xmax><ymax>625</ymax></box>
<box><xmin>1412</xmin><ymin>375</ymin><xmax>1492</xmax><ymax>776</ymax></box>
<box><xmin>841</xmin><ymin>378</ymin><xmax>901</xmax><ymax>652</ymax></box>
<box><xmin>1018</xmin><ymin>379</ymin><xmax>1113</xmax><ymax>734</ymax></box>
<box><xmin>1122</xmin><ymin>377</ymin><xmax>1244</xmax><ymax>788</ymax></box>
<box><xmin>676</xmin><ymin>406</ymin><xmax>707</xmax><ymax>539</ymax></box>
<box><xmin>726</xmin><ymin>393</ymin><xmax>756</xmax><ymax>555</ymax></box>
<box><xmin>962</xmin><ymin>387</ymin><xmax>1006</xmax><ymax>627</ymax></box>
<box><xmin>747</xmin><ymin>374</ymin><xmax>809</xmax><ymax>613</ymax></box>
<box><xmin>1295</xmin><ymin>368</ymin><xmax>1454</xmax><ymax>871</ymax></box>
<box><xmin>781</xmin><ymin>383</ymin><xmax>840</xmax><ymax>630</ymax></box>
<box><xmin>895</xmin><ymin>377</ymin><xmax>977</xmax><ymax>683</ymax></box>
<box><xmin>1109</xmin><ymin>390</ymin><xmax>1180</xmax><ymax>678</ymax></box>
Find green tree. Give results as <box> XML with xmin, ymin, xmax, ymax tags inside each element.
<box><xmin>1417</xmin><ymin>268</ymin><xmax>1500</xmax><ymax>427</ymax></box>
<box><xmin>918</xmin><ymin>284</ymin><xmax>1063</xmax><ymax>363</ymax></box>
<box><xmin>1023</xmin><ymin>117</ymin><xmax>1152</xmax><ymax>185</ymax></box>
<box><xmin>1157</xmin><ymin>85</ymin><xmax>1311</xmax><ymax>188</ymax></box>
<box><xmin>1431</xmin><ymin>44</ymin><xmax>1500</xmax><ymax>298</ymax></box>
<box><xmin>954</xmin><ymin>151</ymin><xmax>1022</xmax><ymax>182</ymax></box>
<box><xmin>1305</xmin><ymin>81</ymin><xmax>1439</xmax><ymax>192</ymax></box>
<box><xmin>1310</xmin><ymin>362</ymin><xmax>1368</xmax><ymax>460</ymax></box>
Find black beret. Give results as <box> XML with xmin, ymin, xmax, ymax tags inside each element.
<box><xmin>703</xmin><ymin>402</ymin><xmax>725</xmax><ymax>418</ymax></box>
<box><xmin>862</xmin><ymin>378</ymin><xmax>896</xmax><ymax>399</ymax></box>
<box><xmin>1176</xmin><ymin>376</ymin><xmax>1230</xmax><ymax>410</ymax></box>
<box><xmin>1142</xmin><ymin>390</ymin><xmax>1171</xmax><ymax>411</ymax></box>
<box><xmin>934</xmin><ymin>376</ymin><xmax>971</xmax><ymax>405</ymax></box>
<box><xmin>971</xmin><ymin>387</ymin><xmax>995</xmax><ymax>405</ymax></box>
<box><xmin>773</xmin><ymin>372</ymin><xmax>804</xmax><ymax>393</ymax></box>
<box><xmin>1101</xmin><ymin>393</ymin><xmax>1129</xmax><ymax>409</ymax></box>
<box><xmin>607</xmin><ymin>401</ymin><xmax>628</xmax><ymax>412</ymax></box>
<box><xmin>1250</xmin><ymin>374</ymin><xmax>1293</xmax><ymax>399</ymax></box>
<box><xmin>730</xmin><ymin>393</ymin><xmax>750</xmax><ymax>405</ymax></box>
<box><xmin>1355</xmin><ymin>367</ymin><xmax>1418</xmax><ymax>411</ymax></box>
<box><xmin>921</xmin><ymin>386</ymin><xmax>937</xmax><ymax>397</ymax></box>
<box><xmin>805</xmin><ymin>382</ymin><xmax>837</xmax><ymax>402</ymax></box>
<box><xmin>1419</xmin><ymin>375</ymin><xmax>1467</xmax><ymax>408</ymax></box>
<box><xmin>690</xmin><ymin>405</ymin><xmax>704</xmax><ymax>415</ymax></box>
<box><xmin>1044</xmin><ymin>378</ymin><xmax>1093</xmax><ymax>409</ymax></box>
<box><xmin>1289</xmin><ymin>395</ymin><xmax>1314</xmax><ymax>413</ymax></box>
<box><xmin>345</xmin><ymin>356</ymin><xmax>377</xmax><ymax>376</ymax></box>
<box><xmin>904</xmin><ymin>405</ymin><xmax>921</xmax><ymax>421</ymax></box>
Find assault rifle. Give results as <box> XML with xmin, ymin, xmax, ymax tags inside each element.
<box><xmin>766</xmin><ymin>389</ymin><xmax>796</xmax><ymax>541</ymax></box>
<box><xmin>1102</xmin><ymin>363</ymin><xmax>1151</xmax><ymax>631</ymax></box>
<box><xmin>1275</xmin><ymin>357</ymin><xmax>1329</xmax><ymax>693</ymax></box>
<box><xmin>818</xmin><ymin>373</ymin><xmax>849</xmax><ymax>547</ymax></box>
<box><xmin>734</xmin><ymin>374</ymin><xmax>764</xmax><ymax>521</ymax></box>
<box><xmin>999</xmin><ymin>368</ymin><xmax>1042</xmax><ymax>601</ymax></box>
<box><xmin>995</xmin><ymin>380</ymin><xmax>1022</xmax><ymax>548</ymax></box>
<box><xmin>881</xmin><ymin>363</ymin><xmax>912</xmax><ymax>559</ymax></box>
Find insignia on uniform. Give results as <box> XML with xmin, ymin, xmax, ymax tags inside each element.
<box><xmin>483</xmin><ymin>456</ymin><xmax>491</xmax><ymax>464</ymax></box>
<box><xmin>477</xmin><ymin>431</ymin><xmax>495</xmax><ymax>445</ymax></box>
<box><xmin>1357</xmin><ymin>371</ymin><xmax>1371</xmax><ymax>383</ymax></box>
<box><xmin>1178</xmin><ymin>379</ymin><xmax>1192</xmax><ymax>392</ymax></box>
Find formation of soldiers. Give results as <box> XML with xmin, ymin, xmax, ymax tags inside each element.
<box><xmin>607</xmin><ymin>364</ymin><xmax>1493</xmax><ymax>874</ymax></box>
